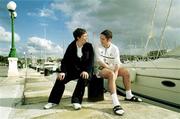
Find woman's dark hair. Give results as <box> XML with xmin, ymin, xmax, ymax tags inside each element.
<box><xmin>100</xmin><ymin>29</ymin><xmax>112</xmax><ymax>39</ymax></box>
<box><xmin>73</xmin><ymin>28</ymin><xmax>87</xmax><ymax>41</ymax></box>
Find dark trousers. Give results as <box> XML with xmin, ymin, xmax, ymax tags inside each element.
<box><xmin>48</xmin><ymin>72</ymin><xmax>89</xmax><ymax>104</ymax></box>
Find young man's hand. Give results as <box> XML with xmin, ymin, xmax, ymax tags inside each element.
<box><xmin>80</xmin><ymin>71</ymin><xmax>89</xmax><ymax>79</ymax></box>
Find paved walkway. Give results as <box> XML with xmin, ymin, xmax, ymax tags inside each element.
<box><xmin>0</xmin><ymin>68</ymin><xmax>25</xmax><ymax>119</ymax></box>
<box><xmin>0</xmin><ymin>68</ymin><xmax>179</xmax><ymax>119</ymax></box>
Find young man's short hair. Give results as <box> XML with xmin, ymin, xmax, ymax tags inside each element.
<box><xmin>101</xmin><ymin>29</ymin><xmax>112</xmax><ymax>39</ymax></box>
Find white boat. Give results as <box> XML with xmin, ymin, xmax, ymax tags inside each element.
<box><xmin>43</xmin><ymin>62</ymin><xmax>60</xmax><ymax>72</ymax></box>
<box><xmin>115</xmin><ymin>46</ymin><xmax>180</xmax><ymax>109</ymax></box>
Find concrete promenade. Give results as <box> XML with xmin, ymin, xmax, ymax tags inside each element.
<box><xmin>0</xmin><ymin>68</ymin><xmax>179</xmax><ymax>119</ymax></box>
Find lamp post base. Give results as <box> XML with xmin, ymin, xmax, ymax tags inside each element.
<box><xmin>9</xmin><ymin>48</ymin><xmax>17</xmax><ymax>57</ymax></box>
<box><xmin>8</xmin><ymin>57</ymin><xmax>19</xmax><ymax>77</ymax></box>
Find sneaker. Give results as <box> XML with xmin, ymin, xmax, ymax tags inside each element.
<box><xmin>72</xmin><ymin>103</ymin><xmax>81</xmax><ymax>110</ymax></box>
<box><xmin>44</xmin><ymin>103</ymin><xmax>57</xmax><ymax>109</ymax></box>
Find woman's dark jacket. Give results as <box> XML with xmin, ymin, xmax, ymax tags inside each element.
<box><xmin>60</xmin><ymin>40</ymin><xmax>94</xmax><ymax>75</ymax></box>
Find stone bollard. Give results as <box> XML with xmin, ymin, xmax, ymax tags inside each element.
<box><xmin>44</xmin><ymin>68</ymin><xmax>50</xmax><ymax>76</ymax></box>
<box><xmin>37</xmin><ymin>68</ymin><xmax>40</xmax><ymax>72</ymax></box>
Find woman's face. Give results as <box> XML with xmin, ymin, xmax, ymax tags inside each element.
<box><xmin>77</xmin><ymin>33</ymin><xmax>88</xmax><ymax>45</ymax></box>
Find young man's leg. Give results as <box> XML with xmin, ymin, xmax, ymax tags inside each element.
<box><xmin>118</xmin><ymin>67</ymin><xmax>142</xmax><ymax>102</ymax></box>
<box><xmin>118</xmin><ymin>67</ymin><xmax>133</xmax><ymax>98</ymax></box>
<box><xmin>99</xmin><ymin>68</ymin><xmax>124</xmax><ymax>115</ymax></box>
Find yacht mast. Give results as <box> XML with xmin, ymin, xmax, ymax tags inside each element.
<box><xmin>156</xmin><ymin>0</ymin><xmax>173</xmax><ymax>58</ymax></box>
<box><xmin>144</xmin><ymin>0</ymin><xmax>158</xmax><ymax>54</ymax></box>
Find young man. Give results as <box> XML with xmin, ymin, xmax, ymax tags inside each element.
<box><xmin>95</xmin><ymin>29</ymin><xmax>142</xmax><ymax>116</ymax></box>
<box><xmin>44</xmin><ymin>28</ymin><xmax>94</xmax><ymax>110</ymax></box>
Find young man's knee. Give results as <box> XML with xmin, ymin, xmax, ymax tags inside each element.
<box><xmin>105</xmin><ymin>71</ymin><xmax>114</xmax><ymax>78</ymax></box>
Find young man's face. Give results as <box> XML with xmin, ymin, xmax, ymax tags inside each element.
<box><xmin>77</xmin><ymin>33</ymin><xmax>88</xmax><ymax>45</ymax></box>
<box><xmin>100</xmin><ymin>34</ymin><xmax>110</xmax><ymax>47</ymax></box>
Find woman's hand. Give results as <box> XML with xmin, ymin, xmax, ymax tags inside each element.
<box><xmin>80</xmin><ymin>71</ymin><xmax>89</xmax><ymax>79</ymax></box>
<box><xmin>57</xmin><ymin>73</ymin><xmax>65</xmax><ymax>80</ymax></box>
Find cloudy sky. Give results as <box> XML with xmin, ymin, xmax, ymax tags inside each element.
<box><xmin>0</xmin><ymin>0</ymin><xmax>179</xmax><ymax>58</ymax></box>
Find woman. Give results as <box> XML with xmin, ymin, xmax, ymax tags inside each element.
<box><xmin>44</xmin><ymin>28</ymin><xmax>94</xmax><ymax>110</ymax></box>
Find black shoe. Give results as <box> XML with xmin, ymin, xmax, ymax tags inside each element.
<box><xmin>113</xmin><ymin>105</ymin><xmax>124</xmax><ymax>116</ymax></box>
<box><xmin>125</xmin><ymin>96</ymin><xmax>142</xmax><ymax>102</ymax></box>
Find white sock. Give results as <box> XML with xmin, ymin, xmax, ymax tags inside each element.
<box><xmin>111</xmin><ymin>93</ymin><xmax>120</xmax><ymax>107</ymax></box>
<box><xmin>126</xmin><ymin>90</ymin><xmax>134</xmax><ymax>99</ymax></box>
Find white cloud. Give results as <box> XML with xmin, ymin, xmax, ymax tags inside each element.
<box><xmin>27</xmin><ymin>36</ymin><xmax>63</xmax><ymax>58</ymax></box>
<box><xmin>27</xmin><ymin>8</ymin><xmax>58</xmax><ymax>20</ymax></box>
<box><xmin>166</xmin><ymin>26</ymin><xmax>180</xmax><ymax>31</ymax></box>
<box><xmin>52</xmin><ymin>0</ymin><xmax>180</xmax><ymax>55</ymax></box>
<box><xmin>66</xmin><ymin>11</ymin><xmax>92</xmax><ymax>31</ymax></box>
<box><xmin>51</xmin><ymin>2</ymin><xmax>72</xmax><ymax>15</ymax></box>
<box><xmin>0</xmin><ymin>26</ymin><xmax>20</xmax><ymax>43</ymax></box>
<box><xmin>40</xmin><ymin>8</ymin><xmax>57</xmax><ymax>20</ymax></box>
<box><xmin>0</xmin><ymin>48</ymin><xmax>9</xmax><ymax>56</ymax></box>
<box><xmin>51</xmin><ymin>0</ymin><xmax>102</xmax><ymax>31</ymax></box>
<box><xmin>29</xmin><ymin>37</ymin><xmax>53</xmax><ymax>50</ymax></box>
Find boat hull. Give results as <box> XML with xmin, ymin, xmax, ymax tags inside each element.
<box><xmin>116</xmin><ymin>74</ymin><xmax>180</xmax><ymax>109</ymax></box>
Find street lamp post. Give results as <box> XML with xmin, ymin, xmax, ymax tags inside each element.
<box><xmin>24</xmin><ymin>52</ymin><xmax>27</xmax><ymax>78</ymax></box>
<box><xmin>7</xmin><ymin>1</ymin><xmax>19</xmax><ymax>76</ymax></box>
